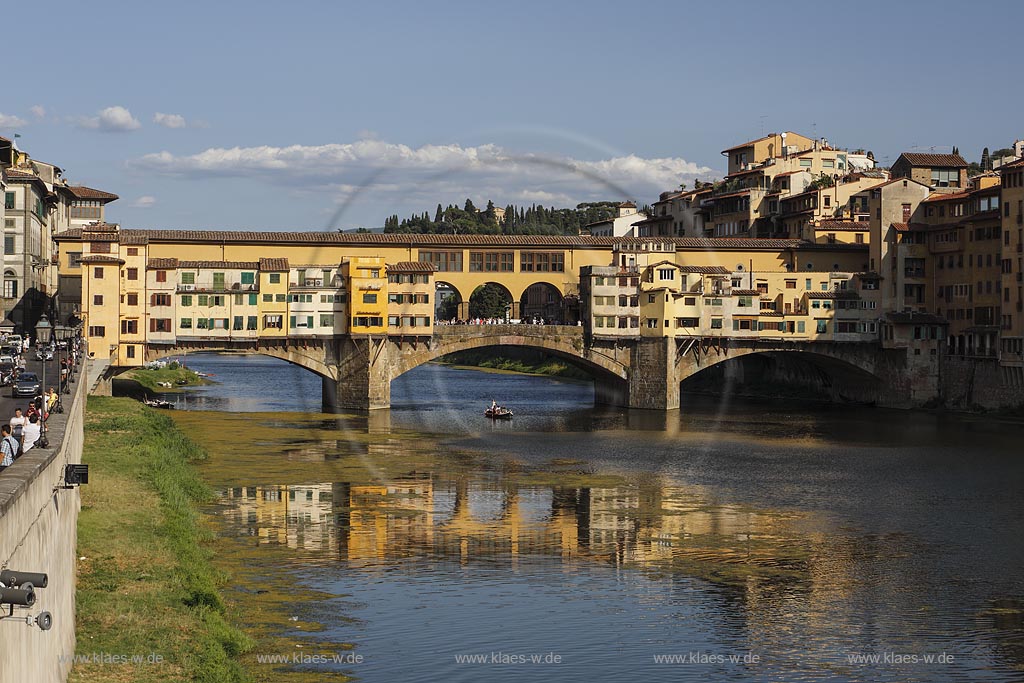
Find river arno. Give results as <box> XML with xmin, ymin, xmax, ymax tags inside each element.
<box><xmin>163</xmin><ymin>353</ymin><xmax>1024</xmax><ymax>682</ymax></box>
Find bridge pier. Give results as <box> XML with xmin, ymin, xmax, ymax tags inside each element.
<box><xmin>323</xmin><ymin>336</ymin><xmax>392</xmax><ymax>412</ymax></box>
<box><xmin>625</xmin><ymin>338</ymin><xmax>681</xmax><ymax>411</ymax></box>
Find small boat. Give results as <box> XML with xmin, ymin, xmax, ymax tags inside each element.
<box><xmin>485</xmin><ymin>405</ymin><xmax>514</xmax><ymax>420</ymax></box>
<box><xmin>144</xmin><ymin>398</ymin><xmax>175</xmax><ymax>409</ymax></box>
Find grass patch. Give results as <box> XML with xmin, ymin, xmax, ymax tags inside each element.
<box><xmin>124</xmin><ymin>364</ymin><xmax>208</xmax><ymax>393</ymax></box>
<box><xmin>73</xmin><ymin>397</ymin><xmax>253</xmax><ymax>683</ymax></box>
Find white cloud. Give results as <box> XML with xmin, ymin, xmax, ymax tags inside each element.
<box><xmin>0</xmin><ymin>113</ymin><xmax>27</xmax><ymax>128</ymax></box>
<box><xmin>29</xmin><ymin>105</ymin><xmax>46</xmax><ymax>119</ymax></box>
<box><xmin>131</xmin><ymin>196</ymin><xmax>157</xmax><ymax>208</ymax></box>
<box><xmin>135</xmin><ymin>139</ymin><xmax>712</xmax><ymax>196</ymax></box>
<box><xmin>79</xmin><ymin>106</ymin><xmax>142</xmax><ymax>132</ymax></box>
<box><xmin>153</xmin><ymin>112</ymin><xmax>187</xmax><ymax>129</ymax></box>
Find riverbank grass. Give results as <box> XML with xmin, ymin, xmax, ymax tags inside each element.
<box><xmin>124</xmin><ymin>363</ymin><xmax>208</xmax><ymax>392</ymax></box>
<box><xmin>73</xmin><ymin>397</ymin><xmax>252</xmax><ymax>683</ymax></box>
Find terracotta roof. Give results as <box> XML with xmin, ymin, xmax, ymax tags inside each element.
<box><xmin>1000</xmin><ymin>158</ymin><xmax>1024</xmax><ymax>170</ymax></box>
<box><xmin>82</xmin><ymin>233</ymin><xmax>118</xmax><ymax>242</ymax></box>
<box><xmin>2</xmin><ymin>168</ymin><xmax>36</xmax><ymax>180</ymax></box>
<box><xmin>259</xmin><ymin>257</ymin><xmax>289</xmax><ymax>271</ymax></box>
<box><xmin>676</xmin><ymin>265</ymin><xmax>731</xmax><ymax>274</ymax></box>
<box><xmin>896</xmin><ymin>152</ymin><xmax>967</xmax><ymax>168</ymax></box>
<box><xmin>817</xmin><ymin>221</ymin><xmax>869</xmax><ymax>231</ymax></box>
<box><xmin>731</xmin><ymin>289</ymin><xmax>760</xmax><ymax>296</ymax></box>
<box><xmin>890</xmin><ymin>222</ymin><xmax>930</xmax><ymax>232</ymax></box>
<box><xmin>178</xmin><ymin>260</ymin><xmax>259</xmax><ymax>270</ymax></box>
<box><xmin>806</xmin><ymin>290</ymin><xmax>861</xmax><ymax>299</ymax></box>
<box><xmin>886</xmin><ymin>312</ymin><xmax>947</xmax><ymax>325</ymax></box>
<box><xmin>79</xmin><ymin>255</ymin><xmax>125</xmax><ymax>264</ymax></box>
<box><xmin>386</xmin><ymin>261</ymin><xmax>436</xmax><ymax>273</ymax></box>
<box><xmin>63</xmin><ymin>185</ymin><xmax>119</xmax><ymax>201</ymax></box>
<box><xmin>759</xmin><ymin>311</ymin><xmax>783</xmax><ymax>317</ymax></box>
<box><xmin>855</xmin><ymin>271</ymin><xmax>881</xmax><ymax>279</ymax></box>
<box><xmin>922</xmin><ymin>191</ymin><xmax>970</xmax><ymax>203</ymax></box>
<box><xmin>147</xmin><ymin>258</ymin><xmax>179</xmax><ymax>269</ymax></box>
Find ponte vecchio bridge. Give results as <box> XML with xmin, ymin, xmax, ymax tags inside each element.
<box><xmin>53</xmin><ymin>227</ymin><xmax>943</xmax><ymax>410</ymax></box>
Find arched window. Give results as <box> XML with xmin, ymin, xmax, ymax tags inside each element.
<box><xmin>2</xmin><ymin>270</ymin><xmax>16</xmax><ymax>299</ymax></box>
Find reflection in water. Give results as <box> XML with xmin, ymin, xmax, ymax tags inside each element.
<box><xmin>172</xmin><ymin>353</ymin><xmax>1024</xmax><ymax>683</ymax></box>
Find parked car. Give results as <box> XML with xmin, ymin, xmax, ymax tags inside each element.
<box><xmin>12</xmin><ymin>371</ymin><xmax>40</xmax><ymax>398</ymax></box>
<box><xmin>35</xmin><ymin>347</ymin><xmax>54</xmax><ymax>361</ymax></box>
<box><xmin>0</xmin><ymin>363</ymin><xmax>15</xmax><ymax>387</ymax></box>
<box><xmin>6</xmin><ymin>335</ymin><xmax>23</xmax><ymax>353</ymax></box>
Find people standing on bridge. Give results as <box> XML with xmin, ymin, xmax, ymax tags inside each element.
<box><xmin>9</xmin><ymin>408</ymin><xmax>27</xmax><ymax>443</ymax></box>
<box><xmin>21</xmin><ymin>415</ymin><xmax>40</xmax><ymax>453</ymax></box>
<box><xmin>1</xmin><ymin>425</ymin><xmax>17</xmax><ymax>469</ymax></box>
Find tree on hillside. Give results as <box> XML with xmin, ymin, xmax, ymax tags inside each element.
<box><xmin>981</xmin><ymin>147</ymin><xmax>991</xmax><ymax>171</ymax></box>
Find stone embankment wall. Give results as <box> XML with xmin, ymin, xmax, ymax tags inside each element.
<box><xmin>0</xmin><ymin>375</ymin><xmax>87</xmax><ymax>683</ymax></box>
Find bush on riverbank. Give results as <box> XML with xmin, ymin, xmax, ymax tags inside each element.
<box><xmin>73</xmin><ymin>397</ymin><xmax>252</xmax><ymax>683</ymax></box>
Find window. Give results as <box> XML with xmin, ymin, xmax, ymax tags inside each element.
<box><xmin>195</xmin><ymin>294</ymin><xmax>207</xmax><ymax>306</ymax></box>
<box><xmin>93</xmin><ymin>294</ymin><xmax>104</xmax><ymax>306</ymax></box>
<box><xmin>352</xmin><ymin>316</ymin><xmax>383</xmax><ymax>327</ymax></box>
<box><xmin>181</xmin><ymin>272</ymin><xmax>195</xmax><ymax>284</ymax></box>
<box><xmin>180</xmin><ymin>318</ymin><xmax>192</xmax><ymax>329</ymax></box>
<box><xmin>126</xmin><ymin>267</ymin><xmax>138</xmax><ymax>280</ymax></box>
<box><xmin>241</xmin><ymin>272</ymin><xmax>255</xmax><ymax>285</ymax></box>
<box><xmin>816</xmin><ymin>320</ymin><xmax>828</xmax><ymax>334</ymax></box>
<box><xmin>127</xmin><ymin>293</ymin><xmax>138</xmax><ymax>306</ymax></box>
<box><xmin>68</xmin><ymin>252</ymin><xmax>82</xmax><ymax>267</ymax></box>
<box><xmin>419</xmin><ymin>251</ymin><xmax>463</xmax><ymax>272</ymax></box>
<box><xmin>263</xmin><ymin>294</ymin><xmax>273</xmax><ymax>302</ymax></box>
<box><xmin>3</xmin><ymin>192</ymin><xmax>14</xmax><ymax>210</ymax></box>
<box><xmin>213</xmin><ymin>272</ymin><xmax>225</xmax><ymax>289</ymax></box>
<box><xmin>248</xmin><ymin>293</ymin><xmax>257</xmax><ymax>305</ymax></box>
<box><xmin>799</xmin><ymin>158</ymin><xmax>812</xmax><ymax>167</ymax></box>
<box><xmin>95</xmin><ymin>267</ymin><xmax>104</xmax><ymax>279</ymax></box>
<box><xmin>88</xmin><ymin>326</ymin><xmax>105</xmax><ymax>337</ymax></box>
<box><xmin>320</xmin><ymin>314</ymin><xmax>334</xmax><ymax>327</ymax></box>
<box><xmin>797</xmin><ymin>321</ymin><xmax>805</xmax><ymax>333</ymax></box>
<box><xmin>196</xmin><ymin>318</ymin><xmax>209</xmax><ymax>330</ymax></box>
<box><xmin>263</xmin><ymin>315</ymin><xmax>283</xmax><ymax>329</ymax></box>
<box><xmin>233</xmin><ymin>316</ymin><xmax>244</xmax><ymax>331</ymax></box>
<box><xmin>152</xmin><ymin>293</ymin><xmax>172</xmax><ymax>306</ymax></box>
<box><xmin>805</xmin><ymin>279</ymin><xmax>811</xmax><ymax>290</ymax></box>
<box><xmin>247</xmin><ymin>316</ymin><xmax>258</xmax><ymax>330</ymax></box>
<box><xmin>520</xmin><ymin>252</ymin><xmax>565</xmax><ymax>272</ymax></box>
<box><xmin>658</xmin><ymin>268</ymin><xmax>674</xmax><ymax>281</ymax></box>
<box><xmin>646</xmin><ymin>318</ymin><xmax>659</xmax><ymax>328</ymax></box>
<box><xmin>363</xmin><ymin>293</ymin><xmax>377</xmax><ymax>304</ymax></box>
<box><xmin>3</xmin><ymin>235</ymin><xmax>13</xmax><ymax>255</ymax></box>
<box><xmin>785</xmin><ymin>280</ymin><xmax>796</xmax><ymax>289</ymax></box>
<box><xmin>155</xmin><ymin>270</ymin><xmax>167</xmax><ymax>282</ymax></box>
<box><xmin>3</xmin><ymin>275</ymin><xmax>17</xmax><ymax>299</ymax></box>
<box><xmin>150</xmin><ymin>319</ymin><xmax>171</xmax><ymax>333</ymax></box>
<box><xmin>126</xmin><ymin>248</ymin><xmax>138</xmax><ymax>256</ymax></box>
<box><xmin>120</xmin><ymin>320</ymin><xmax>138</xmax><ymax>334</ymax></box>
<box><xmin>710</xmin><ymin>318</ymin><xmax>723</xmax><ymax>329</ymax></box>
<box><xmin>275</xmin><ymin>294</ymin><xmax>286</xmax><ymax>302</ymax></box>
<box><xmin>931</xmin><ymin>168</ymin><xmax>960</xmax><ymax>187</ymax></box>
<box><xmin>269</xmin><ymin>273</ymin><xmax>281</xmax><ymax>284</ymax></box>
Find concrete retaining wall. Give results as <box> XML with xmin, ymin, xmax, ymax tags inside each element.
<box><xmin>0</xmin><ymin>376</ymin><xmax>86</xmax><ymax>683</ymax></box>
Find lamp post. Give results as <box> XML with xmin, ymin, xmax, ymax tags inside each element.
<box><xmin>35</xmin><ymin>316</ymin><xmax>52</xmax><ymax>449</ymax></box>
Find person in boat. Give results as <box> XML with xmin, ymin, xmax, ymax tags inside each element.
<box><xmin>491</xmin><ymin>399</ymin><xmax>497</xmax><ymax>411</ymax></box>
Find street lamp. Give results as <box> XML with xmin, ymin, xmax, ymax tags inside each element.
<box><xmin>35</xmin><ymin>316</ymin><xmax>52</xmax><ymax>449</ymax></box>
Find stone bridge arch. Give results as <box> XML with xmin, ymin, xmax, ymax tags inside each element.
<box><xmin>144</xmin><ymin>339</ymin><xmax>338</xmax><ymax>381</ymax></box>
<box><xmin>672</xmin><ymin>338</ymin><xmax>918</xmax><ymax>408</ymax></box>
<box><xmin>389</xmin><ymin>325</ymin><xmax>630</xmax><ymax>383</ymax></box>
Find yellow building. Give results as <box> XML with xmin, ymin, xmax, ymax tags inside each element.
<box><xmin>1000</xmin><ymin>158</ymin><xmax>1024</xmax><ymax>373</ymax></box>
<box><xmin>386</xmin><ymin>262</ymin><xmax>435</xmax><ymax>334</ymax></box>
<box><xmin>343</xmin><ymin>257</ymin><xmax>387</xmax><ymax>335</ymax></box>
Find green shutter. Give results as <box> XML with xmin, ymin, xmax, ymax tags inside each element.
<box><xmin>248</xmin><ymin>293</ymin><xmax>257</xmax><ymax>305</ymax></box>
<box><xmin>289</xmin><ymin>316</ymin><xmax>296</xmax><ymax>329</ymax></box>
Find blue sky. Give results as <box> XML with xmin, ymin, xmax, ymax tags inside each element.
<box><xmin>2</xmin><ymin>0</ymin><xmax>1023</xmax><ymax>230</ymax></box>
